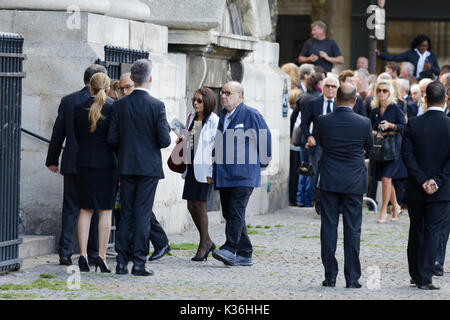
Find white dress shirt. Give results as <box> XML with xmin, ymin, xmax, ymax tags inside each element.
<box><xmin>223</xmin><ymin>107</ymin><xmax>237</xmax><ymax>131</ymax></box>
<box><xmin>322</xmin><ymin>97</ymin><xmax>335</xmax><ymax>115</ymax></box>
<box><xmin>414</xmin><ymin>49</ymin><xmax>431</xmax><ymax>78</ymax></box>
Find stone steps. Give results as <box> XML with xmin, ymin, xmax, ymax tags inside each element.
<box><xmin>19</xmin><ymin>235</ymin><xmax>56</xmax><ymax>259</ymax></box>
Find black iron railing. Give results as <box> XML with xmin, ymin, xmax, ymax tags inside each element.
<box><xmin>0</xmin><ymin>33</ymin><xmax>25</xmax><ymax>272</ymax></box>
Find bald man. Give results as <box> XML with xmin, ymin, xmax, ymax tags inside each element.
<box><xmin>212</xmin><ymin>81</ymin><xmax>272</xmax><ymax>267</ymax></box>
<box><xmin>315</xmin><ymin>83</ymin><xmax>373</xmax><ymax>288</ymax></box>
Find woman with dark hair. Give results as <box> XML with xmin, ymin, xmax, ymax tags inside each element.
<box><xmin>73</xmin><ymin>72</ymin><xmax>117</xmax><ymax>273</ymax></box>
<box><xmin>180</xmin><ymin>87</ymin><xmax>219</xmax><ymax>261</ymax></box>
<box><xmin>377</xmin><ymin>34</ymin><xmax>440</xmax><ymax>79</ymax></box>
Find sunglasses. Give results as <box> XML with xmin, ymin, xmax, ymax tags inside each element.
<box><xmin>376</xmin><ymin>88</ymin><xmax>389</xmax><ymax>94</ymax></box>
<box><xmin>192</xmin><ymin>98</ymin><xmax>203</xmax><ymax>104</ymax></box>
<box><xmin>119</xmin><ymin>84</ymin><xmax>134</xmax><ymax>91</ymax></box>
<box><xmin>324</xmin><ymin>84</ymin><xmax>337</xmax><ymax>89</ymax></box>
<box><xmin>220</xmin><ymin>90</ymin><xmax>239</xmax><ymax>97</ymax></box>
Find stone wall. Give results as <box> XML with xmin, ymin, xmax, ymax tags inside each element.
<box><xmin>0</xmin><ymin>3</ymin><xmax>289</xmax><ymax>244</ymax></box>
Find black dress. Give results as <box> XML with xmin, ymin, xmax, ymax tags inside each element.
<box><xmin>74</xmin><ymin>98</ymin><xmax>117</xmax><ymax>210</ymax></box>
<box><xmin>182</xmin><ymin>115</ymin><xmax>212</xmax><ymax>202</ymax></box>
<box><xmin>370</xmin><ymin>103</ymin><xmax>408</xmax><ymax>180</ymax></box>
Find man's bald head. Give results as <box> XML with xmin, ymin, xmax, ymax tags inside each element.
<box><xmin>336</xmin><ymin>83</ymin><xmax>357</xmax><ymax>107</ymax></box>
<box><xmin>220</xmin><ymin>81</ymin><xmax>244</xmax><ymax>112</ymax></box>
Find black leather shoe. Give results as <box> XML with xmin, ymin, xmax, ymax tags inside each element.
<box><xmin>115</xmin><ymin>263</ymin><xmax>129</xmax><ymax>275</ymax></box>
<box><xmin>410</xmin><ymin>278</ymin><xmax>416</xmax><ymax>285</ymax></box>
<box><xmin>131</xmin><ymin>265</ymin><xmax>154</xmax><ymax>277</ymax></box>
<box><xmin>149</xmin><ymin>244</ymin><xmax>171</xmax><ymax>261</ymax></box>
<box><xmin>346</xmin><ymin>281</ymin><xmax>362</xmax><ymax>288</ymax></box>
<box><xmin>59</xmin><ymin>256</ymin><xmax>72</xmax><ymax>266</ymax></box>
<box><xmin>434</xmin><ymin>262</ymin><xmax>444</xmax><ymax>277</ymax></box>
<box><xmin>322</xmin><ymin>279</ymin><xmax>336</xmax><ymax>287</ymax></box>
<box><xmin>417</xmin><ymin>283</ymin><xmax>440</xmax><ymax>290</ymax></box>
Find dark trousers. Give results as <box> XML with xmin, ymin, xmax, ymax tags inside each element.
<box><xmin>58</xmin><ymin>174</ymin><xmax>98</xmax><ymax>259</ymax></box>
<box><xmin>309</xmin><ymin>145</ymin><xmax>322</xmax><ymax>213</ymax></box>
<box><xmin>393</xmin><ymin>179</ymin><xmax>406</xmax><ymax>206</ymax></box>
<box><xmin>367</xmin><ymin>159</ymin><xmax>378</xmax><ymax>206</ymax></box>
<box><xmin>436</xmin><ymin>207</ymin><xmax>450</xmax><ymax>266</ymax></box>
<box><xmin>289</xmin><ymin>149</ymin><xmax>300</xmax><ymax>205</ymax></box>
<box><xmin>407</xmin><ymin>200</ymin><xmax>449</xmax><ymax>286</ymax></box>
<box><xmin>219</xmin><ymin>187</ymin><xmax>254</xmax><ymax>258</ymax></box>
<box><xmin>320</xmin><ymin>191</ymin><xmax>363</xmax><ymax>284</ymax></box>
<box><xmin>115</xmin><ymin>175</ymin><xmax>158</xmax><ymax>267</ymax></box>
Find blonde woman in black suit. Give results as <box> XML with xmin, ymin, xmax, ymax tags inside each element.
<box><xmin>74</xmin><ymin>73</ymin><xmax>117</xmax><ymax>273</ymax></box>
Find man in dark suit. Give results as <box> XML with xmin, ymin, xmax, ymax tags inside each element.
<box><xmin>45</xmin><ymin>64</ymin><xmax>107</xmax><ymax>266</ymax></box>
<box><xmin>107</xmin><ymin>59</ymin><xmax>171</xmax><ymax>276</ymax></box>
<box><xmin>402</xmin><ymin>81</ymin><xmax>450</xmax><ymax>290</ymax></box>
<box><xmin>211</xmin><ymin>81</ymin><xmax>271</xmax><ymax>267</ymax></box>
<box><xmin>300</xmin><ymin>76</ymin><xmax>338</xmax><ymax>214</ymax></box>
<box><xmin>117</xmin><ymin>73</ymin><xmax>171</xmax><ymax>261</ymax></box>
<box><xmin>316</xmin><ymin>83</ymin><xmax>373</xmax><ymax>288</ymax></box>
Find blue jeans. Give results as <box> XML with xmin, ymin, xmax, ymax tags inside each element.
<box><xmin>297</xmin><ymin>147</ymin><xmax>314</xmax><ymax>206</ymax></box>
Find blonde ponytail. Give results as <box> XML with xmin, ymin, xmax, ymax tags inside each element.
<box><xmin>88</xmin><ymin>73</ymin><xmax>110</xmax><ymax>132</ymax></box>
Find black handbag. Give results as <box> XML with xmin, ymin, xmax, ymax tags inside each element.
<box><xmin>297</xmin><ymin>161</ymin><xmax>314</xmax><ymax>177</ymax></box>
<box><xmin>370</xmin><ymin>129</ymin><xmax>398</xmax><ymax>162</ymax></box>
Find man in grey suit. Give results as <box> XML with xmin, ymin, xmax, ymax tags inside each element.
<box><xmin>107</xmin><ymin>59</ymin><xmax>171</xmax><ymax>276</ymax></box>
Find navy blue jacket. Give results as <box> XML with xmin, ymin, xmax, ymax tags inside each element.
<box><xmin>402</xmin><ymin>110</ymin><xmax>450</xmax><ymax>202</ymax></box>
<box><xmin>213</xmin><ymin>103</ymin><xmax>272</xmax><ymax>188</ymax></box>
<box><xmin>316</xmin><ymin>106</ymin><xmax>373</xmax><ymax>195</ymax></box>
<box><xmin>300</xmin><ymin>95</ymin><xmax>337</xmax><ymax>142</ymax></box>
<box><xmin>107</xmin><ymin>90</ymin><xmax>171</xmax><ymax>178</ymax></box>
<box><xmin>46</xmin><ymin>86</ymin><xmax>91</xmax><ymax>175</ymax></box>
<box><xmin>379</xmin><ymin>49</ymin><xmax>440</xmax><ymax>78</ymax></box>
<box><xmin>73</xmin><ymin>98</ymin><xmax>117</xmax><ymax>168</ymax></box>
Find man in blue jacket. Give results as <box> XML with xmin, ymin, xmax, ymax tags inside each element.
<box><xmin>212</xmin><ymin>81</ymin><xmax>272</xmax><ymax>267</ymax></box>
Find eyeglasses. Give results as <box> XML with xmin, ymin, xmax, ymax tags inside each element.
<box><xmin>119</xmin><ymin>84</ymin><xmax>134</xmax><ymax>91</ymax></box>
<box><xmin>324</xmin><ymin>84</ymin><xmax>337</xmax><ymax>89</ymax></box>
<box><xmin>192</xmin><ymin>98</ymin><xmax>203</xmax><ymax>104</ymax></box>
<box><xmin>220</xmin><ymin>90</ymin><xmax>239</xmax><ymax>97</ymax></box>
<box><xmin>376</xmin><ymin>88</ymin><xmax>389</xmax><ymax>94</ymax></box>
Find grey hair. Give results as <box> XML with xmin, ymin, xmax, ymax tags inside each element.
<box><xmin>120</xmin><ymin>72</ymin><xmax>131</xmax><ymax>80</ymax></box>
<box><xmin>299</xmin><ymin>63</ymin><xmax>315</xmax><ymax>80</ymax></box>
<box><xmin>355</xmin><ymin>68</ymin><xmax>370</xmax><ymax>86</ymax></box>
<box><xmin>397</xmin><ymin>78</ymin><xmax>410</xmax><ymax>93</ymax></box>
<box><xmin>377</xmin><ymin>72</ymin><xmax>392</xmax><ymax>81</ymax></box>
<box><xmin>131</xmin><ymin>59</ymin><xmax>152</xmax><ymax>85</ymax></box>
<box><xmin>401</xmin><ymin>61</ymin><xmax>415</xmax><ymax>77</ymax></box>
<box><xmin>322</xmin><ymin>76</ymin><xmax>340</xmax><ymax>88</ymax></box>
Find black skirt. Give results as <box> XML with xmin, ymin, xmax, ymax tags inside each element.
<box><xmin>77</xmin><ymin>167</ymin><xmax>117</xmax><ymax>210</ymax></box>
<box><xmin>182</xmin><ymin>164</ymin><xmax>212</xmax><ymax>202</ymax></box>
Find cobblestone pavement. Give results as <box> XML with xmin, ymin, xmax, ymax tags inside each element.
<box><xmin>1</xmin><ymin>206</ymin><xmax>449</xmax><ymax>300</ymax></box>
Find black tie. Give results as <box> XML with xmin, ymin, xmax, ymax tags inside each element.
<box><xmin>326</xmin><ymin>100</ymin><xmax>333</xmax><ymax>113</ymax></box>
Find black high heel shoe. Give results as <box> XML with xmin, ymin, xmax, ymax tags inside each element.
<box><xmin>191</xmin><ymin>243</ymin><xmax>216</xmax><ymax>262</ymax></box>
<box><xmin>78</xmin><ymin>255</ymin><xmax>90</xmax><ymax>272</ymax></box>
<box><xmin>94</xmin><ymin>256</ymin><xmax>111</xmax><ymax>273</ymax></box>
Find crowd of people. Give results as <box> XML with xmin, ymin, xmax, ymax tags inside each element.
<box><xmin>43</xmin><ymin>19</ymin><xmax>449</xmax><ymax>291</ymax></box>
<box><xmin>46</xmin><ymin>59</ymin><xmax>271</xmax><ymax>276</ymax></box>
<box><xmin>285</xmin><ymin>20</ymin><xmax>450</xmax><ymax>290</ymax></box>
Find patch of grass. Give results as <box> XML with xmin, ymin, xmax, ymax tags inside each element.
<box><xmin>0</xmin><ymin>278</ymin><xmax>91</xmax><ymax>292</ymax></box>
<box><xmin>169</xmin><ymin>243</ymin><xmax>198</xmax><ymax>251</ymax></box>
<box><xmin>264</xmin><ymin>225</ymin><xmax>271</xmax><ymax>229</ymax></box>
<box><xmin>255</xmin><ymin>225</ymin><xmax>263</xmax><ymax>228</ymax></box>
<box><xmin>247</xmin><ymin>229</ymin><xmax>266</xmax><ymax>235</ymax></box>
<box><xmin>298</xmin><ymin>235</ymin><xmax>320</xmax><ymax>239</ymax></box>
<box><xmin>39</xmin><ymin>274</ymin><xmax>57</xmax><ymax>279</ymax></box>
<box><xmin>274</xmin><ymin>224</ymin><xmax>283</xmax><ymax>228</ymax></box>
<box><xmin>1</xmin><ymin>293</ymin><xmax>38</xmax><ymax>300</ymax></box>
<box><xmin>247</xmin><ymin>224</ymin><xmax>253</xmax><ymax>229</ymax></box>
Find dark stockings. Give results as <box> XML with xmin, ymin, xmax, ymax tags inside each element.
<box><xmin>187</xmin><ymin>200</ymin><xmax>212</xmax><ymax>258</ymax></box>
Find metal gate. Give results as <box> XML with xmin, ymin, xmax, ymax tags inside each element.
<box><xmin>0</xmin><ymin>33</ymin><xmax>25</xmax><ymax>272</ymax></box>
<box><xmin>97</xmin><ymin>45</ymin><xmax>150</xmax><ymax>249</ymax></box>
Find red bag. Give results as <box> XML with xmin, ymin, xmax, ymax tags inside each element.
<box><xmin>167</xmin><ymin>114</ymin><xmax>192</xmax><ymax>173</ymax></box>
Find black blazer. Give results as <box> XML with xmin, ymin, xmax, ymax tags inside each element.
<box><xmin>405</xmin><ymin>96</ymin><xmax>419</xmax><ymax>119</ymax></box>
<box><xmin>107</xmin><ymin>89</ymin><xmax>171</xmax><ymax>178</ymax></box>
<box><xmin>316</xmin><ymin>106</ymin><xmax>373</xmax><ymax>195</ymax></box>
<box><xmin>45</xmin><ymin>86</ymin><xmax>91</xmax><ymax>175</ymax></box>
<box><xmin>402</xmin><ymin>109</ymin><xmax>450</xmax><ymax>202</ymax></box>
<box><xmin>353</xmin><ymin>96</ymin><xmax>367</xmax><ymax>118</ymax></box>
<box><xmin>73</xmin><ymin>98</ymin><xmax>117</xmax><ymax>168</ymax></box>
<box><xmin>300</xmin><ymin>95</ymin><xmax>337</xmax><ymax>142</ymax></box>
<box><xmin>290</xmin><ymin>89</ymin><xmax>321</xmax><ymax>136</ymax></box>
